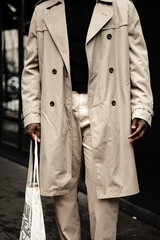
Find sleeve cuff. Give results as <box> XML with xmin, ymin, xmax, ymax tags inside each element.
<box><xmin>23</xmin><ymin>113</ymin><xmax>41</xmax><ymax>128</ymax></box>
<box><xmin>132</xmin><ymin>108</ymin><xmax>152</xmax><ymax>126</ymax></box>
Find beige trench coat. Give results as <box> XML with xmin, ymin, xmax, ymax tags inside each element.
<box><xmin>21</xmin><ymin>0</ymin><xmax>153</xmax><ymax>199</ymax></box>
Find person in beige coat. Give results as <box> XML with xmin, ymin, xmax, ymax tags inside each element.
<box><xmin>21</xmin><ymin>0</ymin><xmax>153</xmax><ymax>239</ymax></box>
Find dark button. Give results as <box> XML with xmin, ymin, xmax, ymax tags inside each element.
<box><xmin>52</xmin><ymin>69</ymin><xmax>57</xmax><ymax>74</ymax></box>
<box><xmin>112</xmin><ymin>100</ymin><xmax>116</xmax><ymax>106</ymax></box>
<box><xmin>109</xmin><ymin>67</ymin><xmax>114</xmax><ymax>73</ymax></box>
<box><xmin>107</xmin><ymin>34</ymin><xmax>112</xmax><ymax>40</ymax></box>
<box><xmin>50</xmin><ymin>101</ymin><xmax>55</xmax><ymax>107</ymax></box>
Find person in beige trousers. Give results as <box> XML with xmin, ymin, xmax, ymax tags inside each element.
<box><xmin>21</xmin><ymin>0</ymin><xmax>153</xmax><ymax>239</ymax></box>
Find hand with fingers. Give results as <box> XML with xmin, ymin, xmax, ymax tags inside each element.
<box><xmin>25</xmin><ymin>123</ymin><xmax>41</xmax><ymax>143</ymax></box>
<box><xmin>128</xmin><ymin>118</ymin><xmax>149</xmax><ymax>144</ymax></box>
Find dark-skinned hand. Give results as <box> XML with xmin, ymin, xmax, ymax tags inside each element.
<box><xmin>128</xmin><ymin>118</ymin><xmax>148</xmax><ymax>144</ymax></box>
<box><xmin>25</xmin><ymin>123</ymin><xmax>41</xmax><ymax>143</ymax></box>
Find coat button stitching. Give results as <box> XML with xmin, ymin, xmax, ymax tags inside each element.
<box><xmin>107</xmin><ymin>34</ymin><xmax>112</xmax><ymax>40</ymax></box>
<box><xmin>52</xmin><ymin>69</ymin><xmax>57</xmax><ymax>74</ymax></box>
<box><xmin>50</xmin><ymin>101</ymin><xmax>55</xmax><ymax>107</ymax></box>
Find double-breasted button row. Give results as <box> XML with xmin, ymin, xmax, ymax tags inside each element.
<box><xmin>50</xmin><ymin>101</ymin><xmax>55</xmax><ymax>107</ymax></box>
<box><xmin>107</xmin><ymin>34</ymin><xmax>112</xmax><ymax>40</ymax></box>
<box><xmin>52</xmin><ymin>69</ymin><xmax>57</xmax><ymax>74</ymax></box>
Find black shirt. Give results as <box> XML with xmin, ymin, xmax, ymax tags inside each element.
<box><xmin>64</xmin><ymin>0</ymin><xmax>96</xmax><ymax>93</ymax></box>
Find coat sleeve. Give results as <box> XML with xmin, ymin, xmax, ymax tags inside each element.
<box><xmin>128</xmin><ymin>1</ymin><xmax>153</xmax><ymax>126</ymax></box>
<box><xmin>21</xmin><ymin>9</ymin><xmax>41</xmax><ymax>128</ymax></box>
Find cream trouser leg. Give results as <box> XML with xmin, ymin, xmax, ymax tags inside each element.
<box><xmin>53</xmin><ymin>92</ymin><xmax>119</xmax><ymax>240</ymax></box>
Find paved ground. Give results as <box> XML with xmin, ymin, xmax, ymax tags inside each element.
<box><xmin>0</xmin><ymin>156</ymin><xmax>160</xmax><ymax>240</ymax></box>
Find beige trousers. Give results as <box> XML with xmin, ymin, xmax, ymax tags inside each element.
<box><xmin>54</xmin><ymin>92</ymin><xmax>119</xmax><ymax>240</ymax></box>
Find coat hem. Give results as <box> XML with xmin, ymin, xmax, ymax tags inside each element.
<box><xmin>97</xmin><ymin>187</ymin><xmax>140</xmax><ymax>199</ymax></box>
<box><xmin>40</xmin><ymin>187</ymin><xmax>139</xmax><ymax>198</ymax></box>
<box><xmin>40</xmin><ymin>189</ymin><xmax>70</xmax><ymax>197</ymax></box>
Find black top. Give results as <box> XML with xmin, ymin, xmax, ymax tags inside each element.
<box><xmin>64</xmin><ymin>0</ymin><xmax>96</xmax><ymax>93</ymax></box>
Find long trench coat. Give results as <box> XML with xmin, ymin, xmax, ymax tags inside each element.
<box><xmin>21</xmin><ymin>0</ymin><xmax>153</xmax><ymax>199</ymax></box>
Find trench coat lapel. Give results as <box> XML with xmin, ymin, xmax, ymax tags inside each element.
<box><xmin>86</xmin><ymin>0</ymin><xmax>114</xmax><ymax>44</ymax></box>
<box><xmin>44</xmin><ymin>0</ymin><xmax>70</xmax><ymax>74</ymax></box>
<box><xmin>43</xmin><ymin>0</ymin><xmax>114</xmax><ymax>71</ymax></box>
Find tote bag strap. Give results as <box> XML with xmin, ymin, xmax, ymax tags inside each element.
<box><xmin>27</xmin><ymin>136</ymin><xmax>39</xmax><ymax>186</ymax></box>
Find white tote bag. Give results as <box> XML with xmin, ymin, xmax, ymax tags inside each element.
<box><xmin>19</xmin><ymin>136</ymin><xmax>46</xmax><ymax>240</ymax></box>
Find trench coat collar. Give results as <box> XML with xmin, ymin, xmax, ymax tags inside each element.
<box><xmin>86</xmin><ymin>0</ymin><xmax>114</xmax><ymax>44</ymax></box>
<box><xmin>43</xmin><ymin>0</ymin><xmax>114</xmax><ymax>74</ymax></box>
<box><xmin>36</xmin><ymin>0</ymin><xmax>114</xmax><ymax>7</ymax></box>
